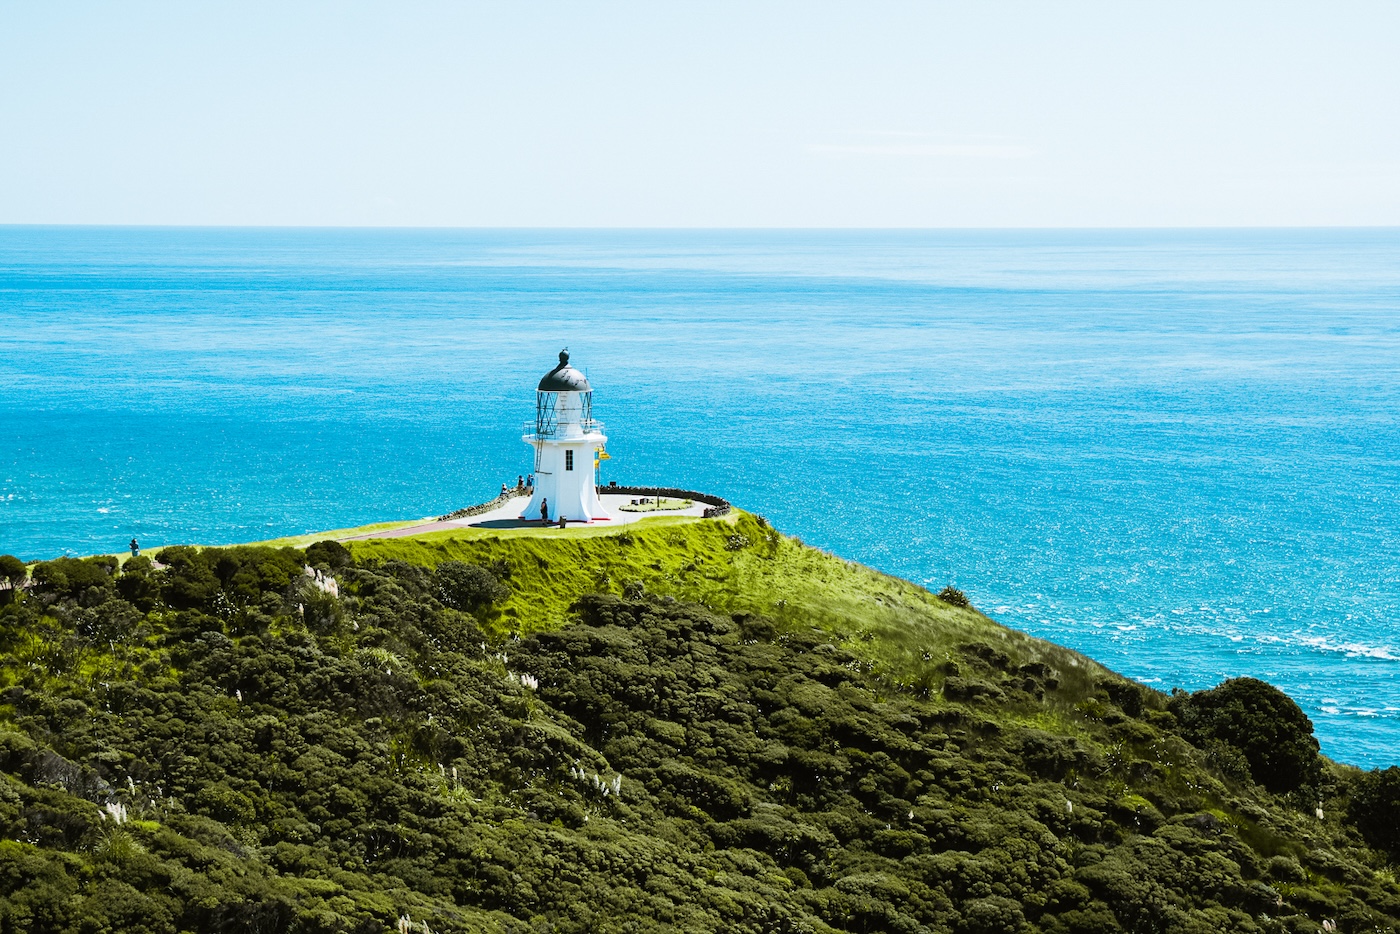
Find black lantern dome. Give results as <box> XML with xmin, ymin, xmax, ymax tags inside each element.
<box><xmin>537</xmin><ymin>350</ymin><xmax>591</xmax><ymax>392</ymax></box>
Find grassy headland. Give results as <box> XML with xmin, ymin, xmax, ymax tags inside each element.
<box><xmin>1</xmin><ymin>513</ymin><xmax>1398</xmax><ymax>933</ymax></box>
<box><xmin>342</xmin><ymin>512</ymin><xmax>1113</xmax><ymax>704</ymax></box>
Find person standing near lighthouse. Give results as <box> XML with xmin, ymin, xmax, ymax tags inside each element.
<box><xmin>522</xmin><ymin>350</ymin><xmax>609</xmax><ymax>524</ymax></box>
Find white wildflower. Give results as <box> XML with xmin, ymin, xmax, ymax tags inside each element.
<box><xmin>103</xmin><ymin>801</ymin><xmax>128</xmax><ymax>824</ymax></box>
<box><xmin>401</xmin><ymin>910</ymin><xmax>431</xmax><ymax>930</ymax></box>
<box><xmin>303</xmin><ymin>565</ymin><xmax>339</xmax><ymax>596</ymax></box>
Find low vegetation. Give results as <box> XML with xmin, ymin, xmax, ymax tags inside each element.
<box><xmin>618</xmin><ymin>497</ymin><xmax>693</xmax><ymax>513</ymax></box>
<box><xmin>1</xmin><ymin>515</ymin><xmax>1398</xmax><ymax>933</ymax></box>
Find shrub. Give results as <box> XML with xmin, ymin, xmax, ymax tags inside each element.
<box><xmin>0</xmin><ymin>555</ymin><xmax>26</xmax><ymax>598</ymax></box>
<box><xmin>1202</xmin><ymin>739</ymin><xmax>1253</xmax><ymax>785</ymax></box>
<box><xmin>155</xmin><ymin>546</ymin><xmax>220</xmax><ymax>610</ymax></box>
<box><xmin>1017</xmin><ymin>729</ymin><xmax>1094</xmax><ymax>780</ymax></box>
<box><xmin>1101</xmin><ymin>679</ymin><xmax>1148</xmax><ymax>718</ymax></box>
<box><xmin>432</xmin><ymin>561</ymin><xmax>508</xmax><ymax>612</ymax></box>
<box><xmin>938</xmin><ymin>586</ymin><xmax>971</xmax><ymax>608</ymax></box>
<box><xmin>1264</xmin><ymin>855</ymin><xmax>1306</xmax><ymax>883</ymax></box>
<box><xmin>943</xmin><ymin>676</ymin><xmax>1004</xmax><ymax>703</ymax></box>
<box><xmin>1168</xmin><ymin>677</ymin><xmax>1320</xmax><ymax>793</ymax></box>
<box><xmin>206</xmin><ymin>546</ymin><xmax>304</xmax><ymax>604</ymax></box>
<box><xmin>304</xmin><ymin>540</ymin><xmax>353</xmax><ymax>570</ymax></box>
<box><xmin>29</xmin><ymin>556</ymin><xmax>117</xmax><ymax>604</ymax></box>
<box><xmin>297</xmin><ymin>579</ymin><xmax>345</xmax><ymax>635</ymax></box>
<box><xmin>1347</xmin><ymin>766</ymin><xmax>1400</xmax><ymax>855</ymax></box>
<box><xmin>116</xmin><ymin>556</ymin><xmax>161</xmax><ymax>611</ymax></box>
<box><xmin>961</xmin><ymin>895</ymin><xmax>1026</xmax><ymax>934</ymax></box>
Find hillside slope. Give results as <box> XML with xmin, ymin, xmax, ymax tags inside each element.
<box><xmin>1</xmin><ymin>514</ymin><xmax>1398</xmax><ymax>933</ymax></box>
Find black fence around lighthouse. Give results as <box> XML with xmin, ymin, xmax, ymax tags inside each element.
<box><xmin>435</xmin><ymin>483</ymin><xmax>732</xmax><ymax>522</ymax></box>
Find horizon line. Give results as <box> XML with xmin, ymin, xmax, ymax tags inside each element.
<box><xmin>3</xmin><ymin>223</ymin><xmax>1400</xmax><ymax>233</ymax></box>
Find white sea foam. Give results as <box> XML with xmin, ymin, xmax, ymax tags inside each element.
<box><xmin>1257</xmin><ymin>631</ymin><xmax>1400</xmax><ymax>662</ymax></box>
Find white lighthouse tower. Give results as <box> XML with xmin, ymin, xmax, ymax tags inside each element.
<box><xmin>523</xmin><ymin>350</ymin><xmax>608</xmax><ymax>523</ymax></box>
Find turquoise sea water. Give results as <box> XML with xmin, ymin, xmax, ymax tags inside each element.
<box><xmin>2</xmin><ymin>227</ymin><xmax>1398</xmax><ymax>767</ymax></box>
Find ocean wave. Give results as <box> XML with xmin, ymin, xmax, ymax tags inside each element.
<box><xmin>1029</xmin><ymin>605</ymin><xmax>1399</xmax><ymax>664</ymax></box>
<box><xmin>1258</xmin><ymin>632</ymin><xmax>1400</xmax><ymax>662</ymax></box>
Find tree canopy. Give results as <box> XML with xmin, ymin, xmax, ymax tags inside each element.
<box><xmin>1168</xmin><ymin>677</ymin><xmax>1322</xmax><ymax>794</ymax></box>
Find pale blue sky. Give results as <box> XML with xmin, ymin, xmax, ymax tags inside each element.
<box><xmin>2</xmin><ymin>2</ymin><xmax>1397</xmax><ymax>226</ymax></box>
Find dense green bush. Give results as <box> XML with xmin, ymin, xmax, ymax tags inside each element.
<box><xmin>153</xmin><ymin>545</ymin><xmax>220</xmax><ymax>609</ymax></box>
<box><xmin>116</xmin><ymin>556</ymin><xmax>161</xmax><ymax>611</ymax></box>
<box><xmin>29</xmin><ymin>556</ymin><xmax>117</xmax><ymax>604</ymax></box>
<box><xmin>0</xmin><ymin>556</ymin><xmax>26</xmax><ymax>601</ymax></box>
<box><xmin>305</xmin><ymin>539</ymin><xmax>353</xmax><ymax>570</ymax></box>
<box><xmin>937</xmin><ymin>585</ymin><xmax>971</xmax><ymax>608</ymax></box>
<box><xmin>1168</xmin><ymin>677</ymin><xmax>1321</xmax><ymax>794</ymax></box>
<box><xmin>154</xmin><ymin>545</ymin><xmax>308</xmax><ymax>613</ymax></box>
<box><xmin>432</xmin><ymin>560</ymin><xmax>508</xmax><ymax>612</ymax></box>
<box><xmin>1348</xmin><ymin>766</ymin><xmax>1400</xmax><ymax>855</ymax></box>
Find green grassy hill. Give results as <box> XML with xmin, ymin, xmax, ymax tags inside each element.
<box><xmin>2</xmin><ymin>513</ymin><xmax>1398</xmax><ymax>933</ymax></box>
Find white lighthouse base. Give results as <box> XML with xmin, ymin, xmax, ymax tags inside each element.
<box><xmin>523</xmin><ymin>483</ymin><xmax>609</xmax><ymax>524</ymax></box>
<box><xmin>523</xmin><ymin>437</ymin><xmax>609</xmax><ymax>523</ymax></box>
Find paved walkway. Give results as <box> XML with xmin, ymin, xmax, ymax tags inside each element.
<box><xmin>341</xmin><ymin>492</ymin><xmax>711</xmax><ymax>541</ymax></box>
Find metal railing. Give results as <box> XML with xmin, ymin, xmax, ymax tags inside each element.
<box><xmin>522</xmin><ymin>419</ymin><xmax>604</xmax><ymax>440</ymax></box>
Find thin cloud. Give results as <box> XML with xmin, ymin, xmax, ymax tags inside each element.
<box><xmin>809</xmin><ymin>142</ymin><xmax>1034</xmax><ymax>159</ymax></box>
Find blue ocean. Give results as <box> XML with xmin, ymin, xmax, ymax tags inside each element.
<box><xmin>2</xmin><ymin>227</ymin><xmax>1398</xmax><ymax>767</ymax></box>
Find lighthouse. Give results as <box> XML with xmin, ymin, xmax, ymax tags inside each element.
<box><xmin>523</xmin><ymin>350</ymin><xmax>609</xmax><ymax>523</ymax></box>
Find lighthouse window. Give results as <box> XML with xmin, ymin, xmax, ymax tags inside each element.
<box><xmin>565</xmin><ymin>450</ymin><xmax>574</xmax><ymax>471</ymax></box>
